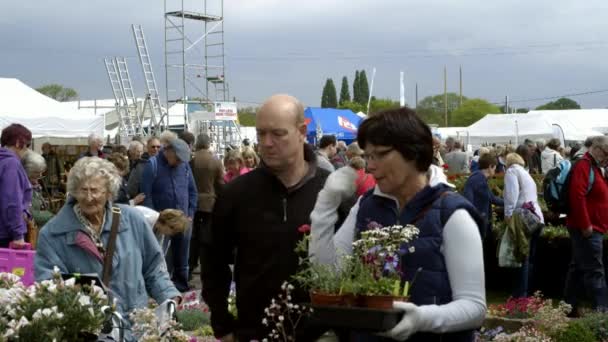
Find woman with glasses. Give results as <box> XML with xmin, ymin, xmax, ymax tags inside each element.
<box><xmin>34</xmin><ymin>157</ymin><xmax>181</xmax><ymax>341</ymax></box>
<box><xmin>0</xmin><ymin>123</ymin><xmax>32</xmax><ymax>248</ymax></box>
<box><xmin>309</xmin><ymin>107</ymin><xmax>486</xmax><ymax>341</ymax></box>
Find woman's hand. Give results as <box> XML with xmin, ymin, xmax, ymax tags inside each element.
<box><xmin>133</xmin><ymin>193</ymin><xmax>146</xmax><ymax>205</ymax></box>
<box><xmin>383</xmin><ymin>301</ymin><xmax>422</xmax><ymax>341</ymax></box>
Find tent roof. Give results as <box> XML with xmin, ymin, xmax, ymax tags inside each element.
<box><xmin>465</xmin><ymin>112</ymin><xmax>602</xmax><ymax>145</ymax></box>
<box><xmin>304</xmin><ymin>107</ymin><xmax>361</xmax><ymax>141</ymax></box>
<box><xmin>0</xmin><ymin>78</ymin><xmax>104</xmax><ymax>141</ymax></box>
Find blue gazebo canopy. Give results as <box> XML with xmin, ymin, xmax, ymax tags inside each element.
<box><xmin>304</xmin><ymin>107</ymin><xmax>362</xmax><ymax>144</ymax></box>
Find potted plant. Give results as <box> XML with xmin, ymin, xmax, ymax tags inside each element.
<box><xmin>351</xmin><ymin>224</ymin><xmax>419</xmax><ymax>309</ymax></box>
<box><xmin>293</xmin><ymin>262</ymin><xmax>344</xmax><ymax>306</ymax></box>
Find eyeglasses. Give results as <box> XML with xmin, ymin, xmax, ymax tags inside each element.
<box><xmin>363</xmin><ymin>148</ymin><xmax>394</xmax><ymax>162</ymax></box>
<box><xmin>75</xmin><ymin>188</ymin><xmax>106</xmax><ymax>199</ymax></box>
<box><xmin>150</xmin><ymin>145</ymin><xmax>161</xmax><ymax>149</ymax></box>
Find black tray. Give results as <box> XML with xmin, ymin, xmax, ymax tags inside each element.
<box><xmin>311</xmin><ymin>305</ymin><xmax>403</xmax><ymax>331</ymax></box>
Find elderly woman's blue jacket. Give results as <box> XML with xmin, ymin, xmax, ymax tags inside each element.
<box><xmin>34</xmin><ymin>198</ymin><xmax>180</xmax><ymax>315</ymax></box>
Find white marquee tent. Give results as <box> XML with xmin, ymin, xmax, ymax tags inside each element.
<box><xmin>465</xmin><ymin>112</ymin><xmax>603</xmax><ymax>146</ymax></box>
<box><xmin>0</xmin><ymin>78</ymin><xmax>104</xmax><ymax>145</ymax></box>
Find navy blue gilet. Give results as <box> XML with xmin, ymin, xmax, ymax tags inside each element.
<box><xmin>355</xmin><ymin>184</ymin><xmax>484</xmax><ymax>342</ymax></box>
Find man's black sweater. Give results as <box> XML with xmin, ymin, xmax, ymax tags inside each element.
<box><xmin>201</xmin><ymin>145</ymin><xmax>330</xmax><ymax>341</ymax></box>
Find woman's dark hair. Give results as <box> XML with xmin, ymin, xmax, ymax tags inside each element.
<box><xmin>1</xmin><ymin>123</ymin><xmax>32</xmax><ymax>147</ymax></box>
<box><xmin>357</xmin><ymin>107</ymin><xmax>432</xmax><ymax>172</ymax></box>
<box><xmin>515</xmin><ymin>144</ymin><xmax>530</xmax><ymax>166</ymax></box>
<box><xmin>569</xmin><ymin>143</ymin><xmax>582</xmax><ymax>159</ymax></box>
<box><xmin>478</xmin><ymin>153</ymin><xmax>497</xmax><ymax>170</ymax></box>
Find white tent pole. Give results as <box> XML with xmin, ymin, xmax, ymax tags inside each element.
<box><xmin>399</xmin><ymin>71</ymin><xmax>405</xmax><ymax>107</ymax></box>
<box><xmin>366</xmin><ymin>67</ymin><xmax>376</xmax><ymax>115</ymax></box>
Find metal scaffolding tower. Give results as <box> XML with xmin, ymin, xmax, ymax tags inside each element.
<box><xmin>104</xmin><ymin>57</ymin><xmax>145</xmax><ymax>137</ymax></box>
<box><xmin>132</xmin><ymin>24</ymin><xmax>166</xmax><ymax>135</ymax></box>
<box><xmin>164</xmin><ymin>0</ymin><xmax>229</xmax><ymax>130</ymax></box>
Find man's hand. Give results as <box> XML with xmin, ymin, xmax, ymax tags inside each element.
<box><xmin>220</xmin><ymin>333</ymin><xmax>235</xmax><ymax>342</ymax></box>
<box><xmin>582</xmin><ymin>226</ymin><xmax>593</xmax><ymax>238</ymax></box>
<box><xmin>11</xmin><ymin>238</ymin><xmax>25</xmax><ymax>247</ymax></box>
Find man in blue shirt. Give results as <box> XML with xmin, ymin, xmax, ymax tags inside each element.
<box><xmin>142</xmin><ymin>138</ymin><xmax>197</xmax><ymax>292</ymax></box>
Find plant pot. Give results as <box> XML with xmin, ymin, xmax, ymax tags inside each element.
<box><xmin>360</xmin><ymin>295</ymin><xmax>394</xmax><ymax>309</ymax></box>
<box><xmin>342</xmin><ymin>293</ymin><xmax>358</xmax><ymax>307</ymax></box>
<box><xmin>310</xmin><ymin>292</ymin><xmax>344</xmax><ymax>306</ymax></box>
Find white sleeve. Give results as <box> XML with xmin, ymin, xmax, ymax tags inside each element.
<box><xmin>416</xmin><ymin>209</ymin><xmax>487</xmax><ymax>333</ymax></box>
<box><xmin>133</xmin><ymin>205</ymin><xmax>160</xmax><ymax>229</ymax></box>
<box><xmin>309</xmin><ymin>191</ymin><xmax>359</xmax><ymax>267</ymax></box>
<box><xmin>503</xmin><ymin>169</ymin><xmax>519</xmax><ymax>218</ymax></box>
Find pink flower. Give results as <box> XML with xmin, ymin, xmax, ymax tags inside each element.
<box><xmin>297</xmin><ymin>224</ymin><xmax>311</xmax><ymax>234</ymax></box>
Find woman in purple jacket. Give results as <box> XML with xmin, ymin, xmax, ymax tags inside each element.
<box><xmin>0</xmin><ymin>124</ymin><xmax>33</xmax><ymax>248</ymax></box>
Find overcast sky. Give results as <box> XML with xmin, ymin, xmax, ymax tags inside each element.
<box><xmin>2</xmin><ymin>0</ymin><xmax>608</xmax><ymax>110</ymax></box>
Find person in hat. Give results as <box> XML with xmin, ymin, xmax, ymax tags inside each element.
<box><xmin>141</xmin><ymin>138</ymin><xmax>197</xmax><ymax>292</ymax></box>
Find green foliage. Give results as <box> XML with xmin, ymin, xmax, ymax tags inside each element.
<box><xmin>369</xmin><ymin>98</ymin><xmax>401</xmax><ymax>114</ymax></box>
<box><xmin>340</xmin><ymin>98</ymin><xmax>400</xmax><ymax>115</ymax></box>
<box><xmin>577</xmin><ymin>312</ymin><xmax>608</xmax><ymax>341</ymax></box>
<box><xmin>450</xmin><ymin>98</ymin><xmax>501</xmax><ymax>127</ymax></box>
<box><xmin>536</xmin><ymin>97</ymin><xmax>581</xmax><ymax>110</ymax></box>
<box><xmin>551</xmin><ymin>321</ymin><xmax>596</xmax><ymax>342</ymax></box>
<box><xmin>339</xmin><ymin>76</ymin><xmax>351</xmax><ymax>105</ymax></box>
<box><xmin>353</xmin><ymin>71</ymin><xmax>361</xmax><ymax>104</ymax></box>
<box><xmin>358</xmin><ymin>70</ymin><xmax>370</xmax><ymax>105</ymax></box>
<box><xmin>321</xmin><ymin>78</ymin><xmax>338</xmax><ymax>108</ymax></box>
<box><xmin>339</xmin><ymin>100</ymin><xmax>366</xmax><ymax>113</ymax></box>
<box><xmin>417</xmin><ymin>92</ymin><xmax>469</xmax><ymax>126</ymax></box>
<box><xmin>176</xmin><ymin>309</ymin><xmax>210</xmax><ymax>331</ymax></box>
<box><xmin>193</xmin><ymin>325</ymin><xmax>216</xmax><ymax>337</ymax></box>
<box><xmin>35</xmin><ymin>84</ymin><xmax>78</xmax><ymax>102</ymax></box>
<box><xmin>237</xmin><ymin>106</ymin><xmax>257</xmax><ymax>127</ymax></box>
<box><xmin>292</xmin><ymin>262</ymin><xmax>343</xmax><ymax>294</ymax></box>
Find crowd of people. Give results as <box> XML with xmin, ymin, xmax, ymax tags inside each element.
<box><xmin>1</xmin><ymin>94</ymin><xmax>608</xmax><ymax>341</ymax></box>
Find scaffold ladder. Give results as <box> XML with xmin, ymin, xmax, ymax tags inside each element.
<box><xmin>116</xmin><ymin>57</ymin><xmax>145</xmax><ymax>137</ymax></box>
<box><xmin>132</xmin><ymin>24</ymin><xmax>165</xmax><ymax>133</ymax></box>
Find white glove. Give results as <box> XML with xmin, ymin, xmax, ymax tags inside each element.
<box><xmin>324</xmin><ymin>166</ymin><xmax>358</xmax><ymax>201</ymax></box>
<box><xmin>384</xmin><ymin>301</ymin><xmax>421</xmax><ymax>341</ymax></box>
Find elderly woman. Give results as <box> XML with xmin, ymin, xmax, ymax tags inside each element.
<box><xmin>310</xmin><ymin>107</ymin><xmax>486</xmax><ymax>341</ymax></box>
<box><xmin>22</xmin><ymin>151</ymin><xmax>54</xmax><ymax>228</ymax></box>
<box><xmin>503</xmin><ymin>152</ymin><xmax>544</xmax><ymax>298</ymax></box>
<box><xmin>34</xmin><ymin>157</ymin><xmax>180</xmax><ymax>340</ymax></box>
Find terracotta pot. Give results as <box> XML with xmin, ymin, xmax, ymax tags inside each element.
<box><xmin>310</xmin><ymin>292</ymin><xmax>344</xmax><ymax>306</ymax></box>
<box><xmin>360</xmin><ymin>295</ymin><xmax>409</xmax><ymax>309</ymax></box>
<box><xmin>342</xmin><ymin>293</ymin><xmax>358</xmax><ymax>307</ymax></box>
<box><xmin>360</xmin><ymin>295</ymin><xmax>395</xmax><ymax>309</ymax></box>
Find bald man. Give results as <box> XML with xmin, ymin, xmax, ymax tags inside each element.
<box><xmin>201</xmin><ymin>94</ymin><xmax>330</xmax><ymax>342</ymax></box>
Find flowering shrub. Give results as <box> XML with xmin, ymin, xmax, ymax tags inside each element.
<box><xmin>130</xmin><ymin>306</ymin><xmax>192</xmax><ymax>342</ymax></box>
<box><xmin>0</xmin><ymin>269</ymin><xmax>109</xmax><ymax>341</ymax></box>
<box><xmin>261</xmin><ymin>282</ymin><xmax>312</xmax><ymax>341</ymax></box>
<box><xmin>492</xmin><ymin>325</ymin><xmax>552</xmax><ymax>342</ymax></box>
<box><xmin>488</xmin><ymin>292</ymin><xmax>546</xmax><ymax>319</ymax></box>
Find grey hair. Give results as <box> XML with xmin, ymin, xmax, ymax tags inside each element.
<box><xmin>535</xmin><ymin>139</ymin><xmax>546</xmax><ymax>148</ymax></box>
<box><xmin>159</xmin><ymin>131</ymin><xmax>178</xmax><ymax>146</ymax></box>
<box><xmin>591</xmin><ymin>135</ymin><xmax>608</xmax><ymax>148</ymax></box>
<box><xmin>21</xmin><ymin>151</ymin><xmax>47</xmax><ymax>177</ymax></box>
<box><xmin>88</xmin><ymin>133</ymin><xmax>103</xmax><ymax>146</ymax></box>
<box><xmin>128</xmin><ymin>140</ymin><xmax>144</xmax><ymax>152</ymax></box>
<box><xmin>67</xmin><ymin>157</ymin><xmax>121</xmax><ymax>199</ymax></box>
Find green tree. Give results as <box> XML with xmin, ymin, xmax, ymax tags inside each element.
<box><xmin>369</xmin><ymin>98</ymin><xmax>400</xmax><ymax>114</ymax></box>
<box><xmin>353</xmin><ymin>71</ymin><xmax>361</xmax><ymax>104</ymax></box>
<box><xmin>339</xmin><ymin>100</ymin><xmax>366</xmax><ymax>114</ymax></box>
<box><xmin>450</xmin><ymin>98</ymin><xmax>500</xmax><ymax>127</ymax></box>
<box><xmin>358</xmin><ymin>70</ymin><xmax>370</xmax><ymax>105</ymax></box>
<box><xmin>35</xmin><ymin>84</ymin><xmax>78</xmax><ymax>101</ymax></box>
<box><xmin>321</xmin><ymin>78</ymin><xmax>338</xmax><ymax>108</ymax></box>
<box><xmin>536</xmin><ymin>97</ymin><xmax>581</xmax><ymax>110</ymax></box>
<box><xmin>339</xmin><ymin>76</ymin><xmax>351</xmax><ymax>105</ymax></box>
<box><xmin>237</xmin><ymin>106</ymin><xmax>257</xmax><ymax>126</ymax></box>
<box><xmin>417</xmin><ymin>93</ymin><xmax>469</xmax><ymax>126</ymax></box>
<box><xmin>516</xmin><ymin>108</ymin><xmax>529</xmax><ymax>113</ymax></box>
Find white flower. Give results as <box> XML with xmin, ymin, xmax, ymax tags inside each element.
<box><xmin>262</xmin><ymin>318</ymin><xmax>268</xmax><ymax>325</ymax></box>
<box><xmin>64</xmin><ymin>277</ymin><xmax>76</xmax><ymax>287</ymax></box>
<box><xmin>42</xmin><ymin>308</ymin><xmax>53</xmax><ymax>317</ymax></box>
<box><xmin>278</xmin><ymin>315</ymin><xmax>284</xmax><ymax>322</ymax></box>
<box><xmin>408</xmin><ymin>246</ymin><xmax>416</xmax><ymax>253</ymax></box>
<box><xmin>52</xmin><ymin>266</ymin><xmax>60</xmax><ymax>274</ymax></box>
<box><xmin>3</xmin><ymin>328</ymin><xmax>14</xmax><ymax>338</ymax></box>
<box><xmin>78</xmin><ymin>294</ymin><xmax>91</xmax><ymax>306</ymax></box>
